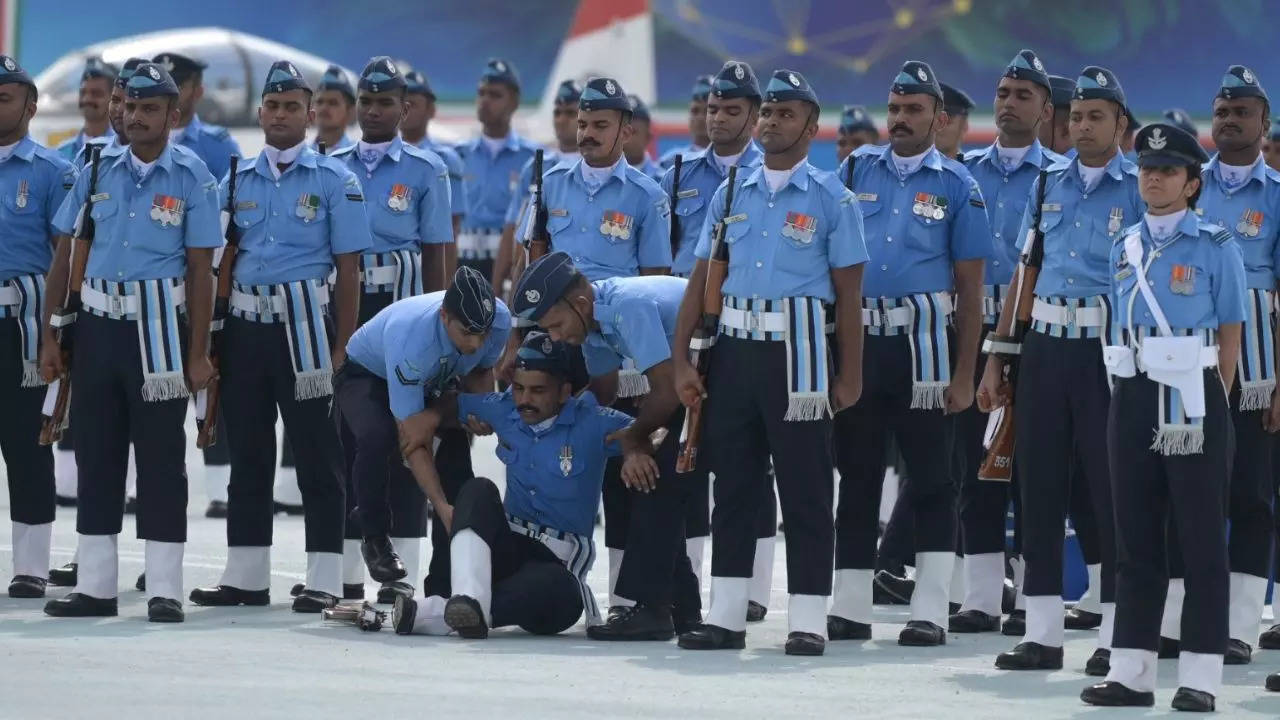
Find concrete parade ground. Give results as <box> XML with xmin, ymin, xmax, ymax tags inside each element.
<box><xmin>1</xmin><ymin>420</ymin><xmax>1279</xmax><ymax>719</ymax></box>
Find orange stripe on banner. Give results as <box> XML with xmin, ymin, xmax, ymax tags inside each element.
<box><xmin>568</xmin><ymin>0</ymin><xmax>648</xmax><ymax>38</ymax></box>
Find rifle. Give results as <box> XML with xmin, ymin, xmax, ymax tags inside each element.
<box><xmin>195</xmin><ymin>154</ymin><xmax>242</xmax><ymax>448</ymax></box>
<box><xmin>669</xmin><ymin>154</ymin><xmax>683</xmax><ymax>262</ymax></box>
<box><xmin>676</xmin><ymin>165</ymin><xmax>737</xmax><ymax>473</ymax></box>
<box><xmin>843</xmin><ymin>153</ymin><xmax>854</xmax><ymax>190</ymax></box>
<box><xmin>40</xmin><ymin>146</ymin><xmax>103</xmax><ymax>444</ymax></box>
<box><xmin>977</xmin><ymin>169</ymin><xmax>1048</xmax><ymax>481</ymax></box>
<box><xmin>526</xmin><ymin>149</ymin><xmax>550</xmax><ymax>261</ymax></box>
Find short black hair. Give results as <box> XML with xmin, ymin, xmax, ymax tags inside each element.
<box><xmin>1186</xmin><ymin>163</ymin><xmax>1203</xmax><ymax>209</ymax></box>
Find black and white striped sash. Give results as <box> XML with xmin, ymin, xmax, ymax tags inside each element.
<box><xmin>1237</xmin><ymin>288</ymin><xmax>1275</xmax><ymax>411</ymax></box>
<box><xmin>361</xmin><ymin>249</ymin><xmax>422</xmax><ymax>300</ymax></box>
<box><xmin>230</xmin><ymin>278</ymin><xmax>333</xmax><ymax>400</ymax></box>
<box><xmin>507</xmin><ymin>513</ymin><xmax>600</xmax><ymax>626</ymax></box>
<box><xmin>720</xmin><ymin>295</ymin><xmax>831</xmax><ymax>421</ymax></box>
<box><xmin>864</xmin><ymin>292</ymin><xmax>952</xmax><ymax>410</ymax></box>
<box><xmin>0</xmin><ymin>273</ymin><xmax>46</xmax><ymax>386</ymax></box>
<box><xmin>83</xmin><ymin>277</ymin><xmax>188</xmax><ymax>402</ymax></box>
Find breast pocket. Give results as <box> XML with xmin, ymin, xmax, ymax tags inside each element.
<box><xmin>906</xmin><ymin>207</ymin><xmax>948</xmax><ymax>253</ymax></box>
<box><xmin>233</xmin><ymin>206</ymin><xmax>266</xmax><ymax>230</ymax></box>
<box><xmin>673</xmin><ymin>195</ymin><xmax>705</xmax><ymax>222</ymax></box>
<box><xmin>547</xmin><ymin>211</ymin><xmax>573</xmax><ymax>242</ymax></box>
<box><xmin>370</xmin><ymin>192</ymin><xmax>417</xmax><ymax>241</ymax></box>
<box><xmin>719</xmin><ymin>218</ymin><xmax>751</xmax><ymax>270</ymax></box>
<box><xmin>598</xmin><ymin>210</ymin><xmax>637</xmax><ymax>247</ymax></box>
<box><xmin>495</xmin><ymin>441</ymin><xmax>519</xmax><ymax>467</ymax></box>
<box><xmin>4</xmin><ymin>183</ymin><xmax>40</xmax><ymax>217</ymax></box>
<box><xmin>775</xmin><ymin>212</ymin><xmax>826</xmax><ymax>275</ymax></box>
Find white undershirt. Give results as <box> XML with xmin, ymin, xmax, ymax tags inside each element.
<box><xmin>763</xmin><ymin>157</ymin><xmax>808</xmax><ymax>193</ymax></box>
<box><xmin>890</xmin><ymin>147</ymin><xmax>931</xmax><ymax>178</ymax></box>
<box><xmin>357</xmin><ymin>139</ymin><xmax>393</xmax><ymax>172</ymax></box>
<box><xmin>714</xmin><ymin>148</ymin><xmax>745</xmax><ymax>171</ymax></box>
<box><xmin>995</xmin><ymin>141</ymin><xmax>1031</xmax><ymax>171</ymax></box>
<box><xmin>480</xmin><ymin>134</ymin><xmax>507</xmax><ymax>155</ymax></box>
<box><xmin>1144</xmin><ymin>209</ymin><xmax>1188</xmax><ymax>240</ymax></box>
<box><xmin>1077</xmin><ymin>161</ymin><xmax>1107</xmax><ymax>192</ymax></box>
<box><xmin>263</xmin><ymin>141</ymin><xmax>306</xmax><ymax>180</ymax></box>
<box><xmin>0</xmin><ymin>139</ymin><xmax>20</xmax><ymax>163</ymax></box>
<box><xmin>130</xmin><ymin>150</ymin><xmax>157</xmax><ymax>180</ymax></box>
<box><xmin>580</xmin><ymin>155</ymin><xmax>622</xmax><ymax>192</ymax></box>
<box><xmin>1218</xmin><ymin>156</ymin><xmax>1260</xmax><ymax>190</ymax></box>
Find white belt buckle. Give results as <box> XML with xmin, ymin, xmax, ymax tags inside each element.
<box><xmin>109</xmin><ymin>295</ymin><xmax>127</xmax><ymax>317</ymax></box>
<box><xmin>256</xmin><ymin>295</ymin><xmax>275</xmax><ymax>317</ymax></box>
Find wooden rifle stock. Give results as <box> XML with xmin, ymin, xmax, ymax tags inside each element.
<box><xmin>526</xmin><ymin>149</ymin><xmax>550</xmax><ymax>261</ymax></box>
<box><xmin>196</xmin><ymin>154</ymin><xmax>242</xmax><ymax>449</ymax></box>
<box><xmin>40</xmin><ymin>146</ymin><xmax>102</xmax><ymax>445</ymax></box>
<box><xmin>977</xmin><ymin>169</ymin><xmax>1048</xmax><ymax>481</ymax></box>
<box><xmin>676</xmin><ymin>165</ymin><xmax>737</xmax><ymax>473</ymax></box>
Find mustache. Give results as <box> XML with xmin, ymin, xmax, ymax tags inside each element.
<box><xmin>579</xmin><ymin>138</ymin><xmax>601</xmax><ymax>147</ymax></box>
<box><xmin>516</xmin><ymin>405</ymin><xmax>538</xmax><ymax>414</ymax></box>
<box><xmin>890</xmin><ymin>124</ymin><xmax>912</xmax><ymax>134</ymax></box>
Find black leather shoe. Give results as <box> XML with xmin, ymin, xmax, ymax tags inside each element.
<box><xmin>606</xmin><ymin>605</ymin><xmax>629</xmax><ymax>622</ymax></box>
<box><xmin>785</xmin><ymin>631</ymin><xmax>825</xmax><ymax>656</ymax></box>
<box><xmin>444</xmin><ymin>594</ymin><xmax>488</xmax><ymax>639</ymax></box>
<box><xmin>48</xmin><ymin>562</ymin><xmax>77</xmax><ymax>587</ymax></box>
<box><xmin>189</xmin><ymin>585</ymin><xmax>269</xmax><ymax>607</ymax></box>
<box><xmin>273</xmin><ymin>501</ymin><xmax>305</xmax><ymax>516</ymax></box>
<box><xmin>587</xmin><ymin>604</ymin><xmax>675</xmax><ymax>641</ymax></box>
<box><xmin>204</xmin><ymin>500</ymin><xmax>228</xmax><ymax>519</ymax></box>
<box><xmin>899</xmin><ymin>620</ymin><xmax>946</xmax><ymax>646</ymax></box>
<box><xmin>1002</xmin><ymin>609</ymin><xmax>1026</xmax><ymax>636</ymax></box>
<box><xmin>376</xmin><ymin>581</ymin><xmax>413</xmax><ymax>605</ymax></box>
<box><xmin>1170</xmin><ymin>687</ymin><xmax>1215</xmax><ymax>712</ymax></box>
<box><xmin>1080</xmin><ymin>681</ymin><xmax>1155</xmax><ymax>707</ymax></box>
<box><xmin>124</xmin><ymin>496</ymin><xmax>138</xmax><ymax>514</ymax></box>
<box><xmin>290</xmin><ymin>582</ymin><xmax>304</xmax><ymax>597</ymax></box>
<box><xmin>827</xmin><ymin>615</ymin><xmax>872</xmax><ymax>640</ymax></box>
<box><xmin>392</xmin><ymin>594</ymin><xmax>416</xmax><ymax>635</ymax></box>
<box><xmin>1266</xmin><ymin>672</ymin><xmax>1280</xmax><ymax>692</ymax></box>
<box><xmin>673</xmin><ymin>608</ymin><xmax>702</xmax><ymax>636</ymax></box>
<box><xmin>995</xmin><ymin>641</ymin><xmax>1064</xmax><ymax>670</ymax></box>
<box><xmin>1001</xmin><ymin>579</ymin><xmax>1017</xmax><ymax>615</ymax></box>
<box><xmin>1224</xmin><ymin>638</ymin><xmax>1252</xmax><ymax>665</ymax></box>
<box><xmin>1260</xmin><ymin>623</ymin><xmax>1280</xmax><ymax>650</ymax></box>
<box><xmin>8</xmin><ymin>575</ymin><xmax>47</xmax><ymax>598</ymax></box>
<box><xmin>291</xmin><ymin>589</ymin><xmax>338</xmax><ymax>613</ymax></box>
<box><xmin>361</xmin><ymin>535</ymin><xmax>406</xmax><ymax>583</ymax></box>
<box><xmin>135</xmin><ymin>573</ymin><xmax>145</xmax><ymax>592</ymax></box>
<box><xmin>677</xmin><ymin>623</ymin><xmax>746</xmax><ymax>650</ymax></box>
<box><xmin>873</xmin><ymin>570</ymin><xmax>915</xmax><ymax>604</ymax></box>
<box><xmin>1064</xmin><ymin>606</ymin><xmax>1103</xmax><ymax>630</ymax></box>
<box><xmin>1159</xmin><ymin>636</ymin><xmax>1181</xmax><ymax>659</ymax></box>
<box><xmin>44</xmin><ymin>592</ymin><xmax>117</xmax><ymax>617</ymax></box>
<box><xmin>746</xmin><ymin>600</ymin><xmax>768</xmax><ymax>623</ymax></box>
<box><xmin>55</xmin><ymin>494</ymin><xmax>77</xmax><ymax>508</ymax></box>
<box><xmin>148</xmin><ymin>597</ymin><xmax>184</xmax><ymax>623</ymax></box>
<box><xmin>1084</xmin><ymin>648</ymin><xmax>1111</xmax><ymax>676</ymax></box>
<box><xmin>949</xmin><ymin>609</ymin><xmax>999</xmax><ymax>633</ymax></box>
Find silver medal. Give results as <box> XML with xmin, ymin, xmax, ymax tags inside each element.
<box><xmin>932</xmin><ymin>207</ymin><xmax>944</xmax><ymax>220</ymax></box>
<box><xmin>912</xmin><ymin>202</ymin><xmax>924</xmax><ymax>216</ymax></box>
<box><xmin>150</xmin><ymin>206</ymin><xmax>163</xmax><ymax>222</ymax></box>
<box><xmin>16</xmin><ymin>194</ymin><xmax>26</xmax><ymax>209</ymax></box>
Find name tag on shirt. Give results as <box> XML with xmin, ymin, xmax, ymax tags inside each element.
<box><xmin>855</xmin><ymin>192</ymin><xmax>878</xmax><ymax>202</ymax></box>
<box><xmin>1041</xmin><ymin>203</ymin><xmax>1061</xmax><ymax>212</ymax></box>
<box><xmin>90</xmin><ymin>192</ymin><xmax>111</xmax><ymax>203</ymax></box>
<box><xmin>235</xmin><ymin>201</ymin><xmax>258</xmax><ymax>211</ymax></box>
<box><xmin>549</xmin><ymin>208</ymin><xmax>568</xmax><ymax>217</ymax></box>
<box><xmin>676</xmin><ymin>189</ymin><xmax>699</xmax><ymax>199</ymax></box>
<box><xmin>724</xmin><ymin>213</ymin><xmax>747</xmax><ymax>224</ymax></box>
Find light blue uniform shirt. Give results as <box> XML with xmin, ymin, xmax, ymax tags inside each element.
<box><xmin>839</xmin><ymin>145</ymin><xmax>992</xmax><ymax>298</ymax></box>
<box><xmin>458</xmin><ymin>389</ymin><xmax>630</xmax><ymax>537</ymax></box>
<box><xmin>418</xmin><ymin>136</ymin><xmax>467</xmax><ymax>219</ymax></box>
<box><xmin>1196</xmin><ymin>155</ymin><xmax>1280</xmax><ymax>290</ymax></box>
<box><xmin>345</xmin><ymin>291</ymin><xmax>511</xmax><ymax>420</ymax></box>
<box><xmin>696</xmin><ymin>160</ymin><xmax>869</xmax><ymax>304</ymax></box>
<box><xmin>1017</xmin><ymin>152</ymin><xmax>1144</xmax><ymax>298</ymax></box>
<box><xmin>542</xmin><ymin>157</ymin><xmax>672</xmax><ymax>280</ymax></box>
<box><xmin>633</xmin><ymin>154</ymin><xmax>662</xmax><ymax>182</ymax></box>
<box><xmin>71</xmin><ymin>136</ymin><xmax>125</xmax><ymax>170</ymax></box>
<box><xmin>582</xmin><ymin>275</ymin><xmax>685</xmax><ymax>376</ymax></box>
<box><xmin>1110</xmin><ymin>212</ymin><xmax>1247</xmax><ymax>331</ymax></box>
<box><xmin>56</xmin><ymin>127</ymin><xmax>115</xmax><ymax>163</ymax></box>
<box><xmin>221</xmin><ymin>145</ymin><xmax>373</xmax><ymax>286</ymax></box>
<box><xmin>659</xmin><ymin>143</ymin><xmax>706</xmax><ymax>171</ymax></box>
<box><xmin>456</xmin><ymin>132</ymin><xmax>539</xmax><ymax>233</ymax></box>
<box><xmin>53</xmin><ymin>143</ymin><xmax>222</xmax><ymax>281</ymax></box>
<box><xmin>173</xmin><ymin>114</ymin><xmax>241</xmax><ymax>181</ymax></box>
<box><xmin>330</xmin><ymin>137</ymin><xmax>452</xmax><ymax>252</ymax></box>
<box><xmin>661</xmin><ymin>143</ymin><xmax>763</xmax><ymax>276</ymax></box>
<box><xmin>962</xmin><ymin>140</ymin><xmax>1064</xmax><ymax>286</ymax></box>
<box><xmin>310</xmin><ymin>135</ymin><xmax>355</xmax><ymax>154</ymax></box>
<box><xmin>0</xmin><ymin>136</ymin><xmax>77</xmax><ymax>280</ymax></box>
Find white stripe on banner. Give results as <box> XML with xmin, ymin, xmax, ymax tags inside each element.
<box><xmin>135</xmin><ymin>279</ymin><xmax>188</xmax><ymax>402</ymax></box>
<box><xmin>1237</xmin><ymin>288</ymin><xmax>1275</xmax><ymax>411</ymax></box>
<box><xmin>279</xmin><ymin>279</ymin><xmax>333</xmax><ymax>400</ymax></box>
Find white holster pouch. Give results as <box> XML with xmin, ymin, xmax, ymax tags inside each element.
<box><xmin>1102</xmin><ymin>345</ymin><xmax>1136</xmax><ymax>378</ymax></box>
<box><xmin>1121</xmin><ymin>233</ymin><xmax>1213</xmax><ymax>421</ymax></box>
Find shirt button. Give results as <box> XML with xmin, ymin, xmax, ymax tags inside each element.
<box><xmin>899</xmin><ymin>182</ymin><xmax>905</xmax><ymax>188</ymax></box>
<box><xmin>994</xmin><ymin>232</ymin><xmax>1001</xmax><ymax>238</ymax></box>
<box><xmin>998</xmin><ymin>202</ymin><xmax>1004</xmax><ymax>208</ymax></box>
<box><xmin>273</xmin><ymin>212</ymin><xmax>278</xmax><ymax>217</ymax></box>
<box><xmin>366</xmin><ymin>173</ymin><xmax>372</xmax><ymax>179</ymax></box>
<box><xmin>1067</xmin><ymin>278</ymin><xmax>1075</xmax><ymax>284</ymax></box>
<box><xmin>993</xmin><ymin>260</ymin><xmax>1000</xmax><ymax>266</ymax></box>
<box><xmin>886</xmin><ymin>236</ymin><xmax>893</xmax><ymax>243</ymax></box>
<box><xmin>755</xmin><ymin>261</ymin><xmax>763</xmax><ymax>268</ymax></box>
<box><xmin>580</xmin><ymin>227</ymin><xmax>586</xmax><ymax>232</ymax></box>
<box><xmin>135</xmin><ymin>184</ymin><xmax>141</xmax><ymax>189</ymax></box>
<box><xmin>1002</xmin><ymin>177</ymin><xmax>1009</xmax><ymax>184</ymax></box>
<box><xmin>762</xmin><ymin>231</ymin><xmax>768</xmax><ymax>237</ymax></box>
<box><xmin>1069</xmin><ymin>250</ymin><xmax>1077</xmax><ymax>257</ymax></box>
<box><xmin>123</xmin><ymin>241</ymin><xmax>129</xmax><ymax>247</ymax></box>
<box><xmin>117</xmin><ymin>271</ymin><xmax>123</xmax><ymax>277</ymax></box>
<box><xmin>768</xmin><ymin>202</ymin><xmax>774</xmax><ymax>208</ymax></box>
<box><xmin>269</xmin><ymin>236</ymin><xmax>275</xmax><ymax>243</ymax></box>
<box><xmin>128</xmin><ymin>212</ymin><xmax>135</xmax><ymax>218</ymax></box>
<box><xmin>275</xmin><ymin>182</ymin><xmax>281</xmax><ymax>188</ymax></box>
<box><xmin>588</xmin><ymin>197</ymin><xmax>594</xmax><ymax>203</ymax></box>
<box><xmin>1074</xmin><ymin>221</ymin><xmax>1081</xmax><ymax>227</ymax></box>
<box><xmin>1082</xmin><ymin>194</ymin><xmax>1088</xmax><ymax>200</ymax></box>
<box><xmin>893</xmin><ymin>208</ymin><xmax>899</xmax><ymax>215</ymax></box>
<box><xmin>880</xmin><ymin>264</ymin><xmax>888</xmax><ymax>271</ymax></box>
